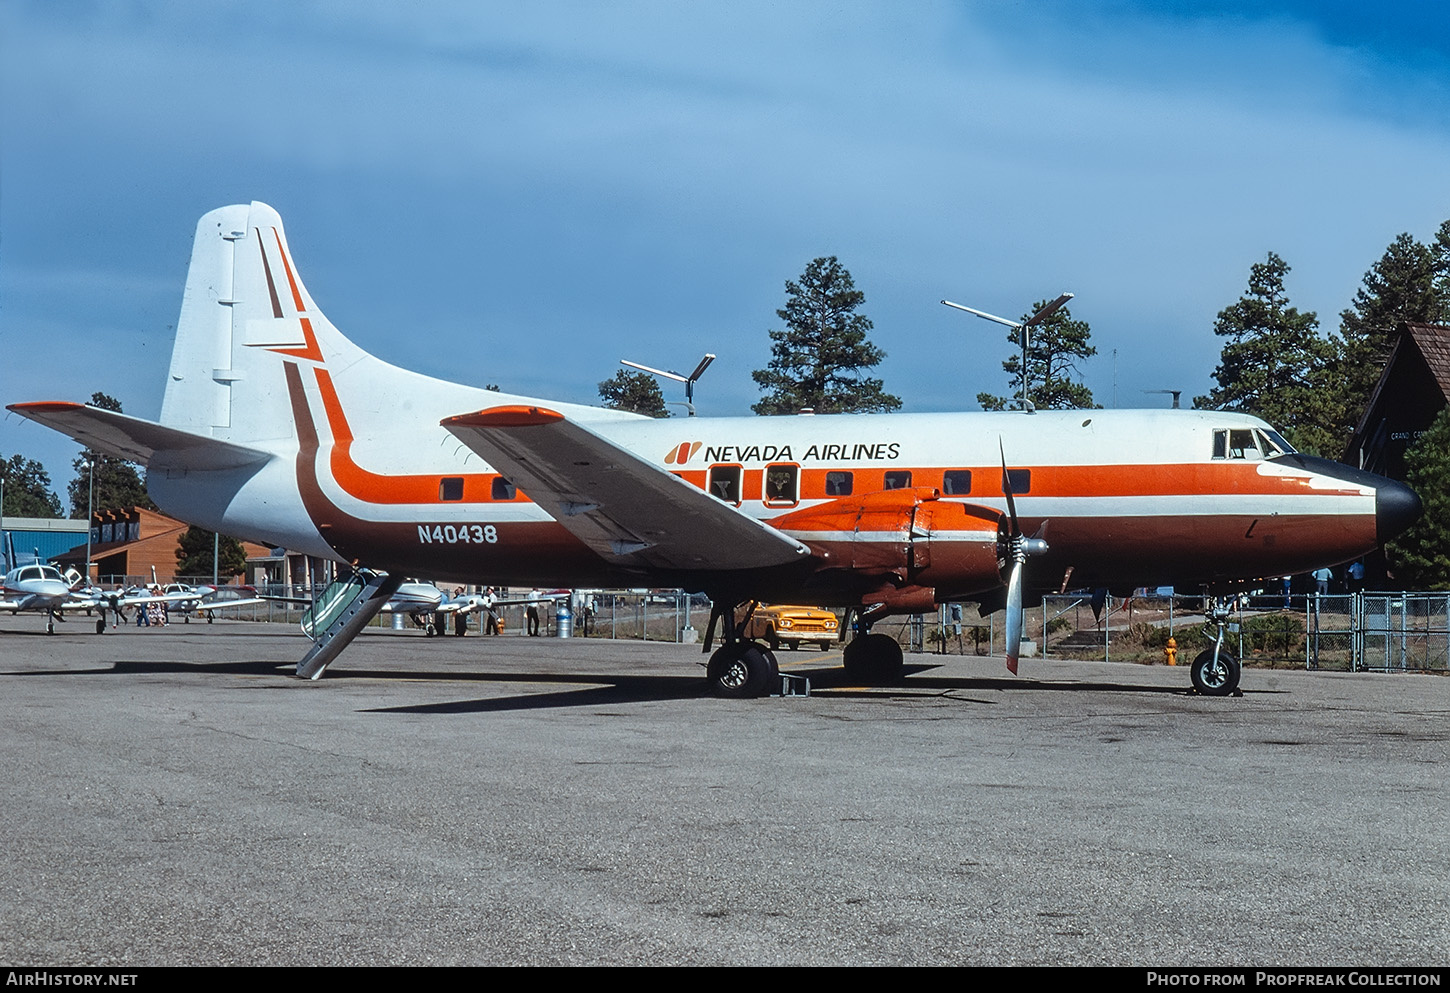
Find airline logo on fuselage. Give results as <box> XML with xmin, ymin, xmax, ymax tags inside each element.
<box><xmin>664</xmin><ymin>440</ymin><xmax>902</xmax><ymax>465</ymax></box>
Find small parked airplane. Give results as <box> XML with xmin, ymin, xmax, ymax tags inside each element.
<box><xmin>0</xmin><ymin>556</ymin><xmax>235</xmax><ymax>633</ymax></box>
<box><xmin>8</xmin><ymin>203</ymin><xmax>1421</xmax><ymax>694</ymax></box>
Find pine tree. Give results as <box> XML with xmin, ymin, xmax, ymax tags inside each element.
<box><xmin>752</xmin><ymin>257</ymin><xmax>901</xmax><ymax>415</ymax></box>
<box><xmin>976</xmin><ymin>301</ymin><xmax>1096</xmax><ymax>411</ymax></box>
<box><xmin>67</xmin><ymin>392</ymin><xmax>154</xmax><ymax>517</ymax></box>
<box><xmin>1337</xmin><ymin>228</ymin><xmax>1450</xmax><ymax>434</ymax></box>
<box><xmin>1340</xmin><ymin>232</ymin><xmax>1450</xmax><ymax>358</ymax></box>
<box><xmin>1194</xmin><ymin>253</ymin><xmax>1340</xmax><ymax>455</ymax></box>
<box><xmin>2</xmin><ymin>454</ymin><xmax>63</xmax><ymax>518</ymax></box>
<box><xmin>598</xmin><ymin>370</ymin><xmax>669</xmax><ymax>418</ymax></box>
<box><xmin>174</xmin><ymin>526</ymin><xmax>249</xmax><ymax>580</ymax></box>
<box><xmin>1385</xmin><ymin>407</ymin><xmax>1450</xmax><ymax>589</ymax></box>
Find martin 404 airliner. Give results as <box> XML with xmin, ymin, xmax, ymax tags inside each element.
<box><xmin>8</xmin><ymin>203</ymin><xmax>1421</xmax><ymax>695</ymax></box>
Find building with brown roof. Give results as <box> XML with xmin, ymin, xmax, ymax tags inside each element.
<box><xmin>1346</xmin><ymin>322</ymin><xmax>1450</xmax><ymax>479</ymax></box>
<box><xmin>52</xmin><ymin>506</ymin><xmax>270</xmax><ymax>585</ymax></box>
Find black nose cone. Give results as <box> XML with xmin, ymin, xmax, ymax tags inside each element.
<box><xmin>1377</xmin><ymin>478</ymin><xmax>1423</xmax><ymax>545</ymax></box>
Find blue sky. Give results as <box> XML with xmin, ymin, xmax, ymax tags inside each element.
<box><xmin>3</xmin><ymin>1</ymin><xmax>1449</xmax><ymax>502</ymax></box>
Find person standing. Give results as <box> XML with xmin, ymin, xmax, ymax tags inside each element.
<box><xmin>526</xmin><ymin>590</ymin><xmax>541</xmax><ymax>637</ymax></box>
<box><xmin>484</xmin><ymin>587</ymin><xmax>500</xmax><ymax>635</ymax></box>
<box><xmin>452</xmin><ymin>588</ymin><xmax>467</xmax><ymax>636</ymax></box>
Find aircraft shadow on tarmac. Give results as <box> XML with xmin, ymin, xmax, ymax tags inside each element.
<box><xmin>362</xmin><ymin>661</ymin><xmax>1218</xmax><ymax>715</ymax></box>
<box><xmin>1</xmin><ymin>657</ymin><xmax>1269</xmax><ymax>711</ymax></box>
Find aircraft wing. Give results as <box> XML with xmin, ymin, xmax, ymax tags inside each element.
<box><xmin>442</xmin><ymin>406</ymin><xmax>810</xmax><ymax>572</ymax></box>
<box><xmin>192</xmin><ymin>597</ymin><xmax>266</xmax><ymax>611</ymax></box>
<box><xmin>6</xmin><ymin>402</ymin><xmax>270</xmax><ymax>470</ymax></box>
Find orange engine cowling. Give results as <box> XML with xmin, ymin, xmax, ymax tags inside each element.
<box><xmin>770</xmin><ymin>486</ymin><xmax>1005</xmax><ymax>598</ymax></box>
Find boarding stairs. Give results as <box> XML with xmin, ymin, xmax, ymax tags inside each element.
<box><xmin>295</xmin><ymin>570</ymin><xmax>403</xmax><ymax>680</ymax></box>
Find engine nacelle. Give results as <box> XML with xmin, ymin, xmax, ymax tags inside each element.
<box><xmin>772</xmin><ymin>487</ymin><xmax>1005</xmax><ymax>597</ymax></box>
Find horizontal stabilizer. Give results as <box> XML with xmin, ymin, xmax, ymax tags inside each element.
<box><xmin>6</xmin><ymin>402</ymin><xmax>271</xmax><ymax>470</ymax></box>
<box><xmin>442</xmin><ymin>405</ymin><xmax>810</xmax><ymax>572</ymax></box>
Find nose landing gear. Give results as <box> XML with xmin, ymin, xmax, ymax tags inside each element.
<box><xmin>1191</xmin><ymin>598</ymin><xmax>1242</xmax><ymax>697</ymax></box>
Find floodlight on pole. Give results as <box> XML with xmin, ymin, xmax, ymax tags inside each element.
<box><xmin>620</xmin><ymin>353</ymin><xmax>716</xmax><ymax>416</ymax></box>
<box><xmin>941</xmin><ymin>292</ymin><xmax>1073</xmax><ymax>413</ymax></box>
<box><xmin>1143</xmin><ymin>389</ymin><xmax>1183</xmax><ymax>409</ymax></box>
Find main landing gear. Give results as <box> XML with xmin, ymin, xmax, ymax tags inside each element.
<box><xmin>841</xmin><ymin>622</ymin><xmax>904</xmax><ymax>685</ymax></box>
<box><xmin>702</xmin><ymin>601</ymin><xmax>778</xmax><ymax>699</ymax></box>
<box><xmin>707</xmin><ymin>640</ymin><xmax>779</xmax><ymax>699</ymax></box>
<box><xmin>1191</xmin><ymin>597</ymin><xmax>1242</xmax><ymax>697</ymax></box>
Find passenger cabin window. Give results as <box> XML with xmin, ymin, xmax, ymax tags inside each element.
<box><xmin>764</xmin><ymin>464</ymin><xmax>799</xmax><ymax>506</ymax></box>
<box><xmin>439</xmin><ymin>477</ymin><xmax>464</xmax><ymax>501</ymax></box>
<box><xmin>824</xmin><ymin>470</ymin><xmax>853</xmax><ymax>496</ymax></box>
<box><xmin>943</xmin><ymin>470</ymin><xmax>972</xmax><ymax>495</ymax></box>
<box><xmin>883</xmin><ymin>470</ymin><xmax>912</xmax><ymax>490</ymax></box>
<box><xmin>1006</xmin><ymin>469</ymin><xmax>1031</xmax><ymax>494</ymax></box>
<box><xmin>491</xmin><ymin>477</ymin><xmax>517</xmax><ymax>501</ymax></box>
<box><xmin>709</xmin><ymin>464</ymin><xmax>744</xmax><ymax>505</ymax></box>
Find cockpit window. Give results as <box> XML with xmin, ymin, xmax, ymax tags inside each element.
<box><xmin>1213</xmin><ymin>428</ymin><xmax>1263</xmax><ymax>460</ymax></box>
<box><xmin>1229</xmin><ymin>430</ymin><xmax>1259</xmax><ymax>459</ymax></box>
<box><xmin>1257</xmin><ymin>429</ymin><xmax>1295</xmax><ymax>456</ymax></box>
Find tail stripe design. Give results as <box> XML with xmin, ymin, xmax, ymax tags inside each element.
<box><xmin>258</xmin><ymin>228</ymin><xmax>284</xmax><ymax>318</ymax></box>
<box><xmin>249</xmin><ymin>228</ymin><xmax>323</xmax><ymax>362</ymax></box>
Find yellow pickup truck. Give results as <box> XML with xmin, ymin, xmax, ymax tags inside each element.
<box><xmin>738</xmin><ymin>604</ymin><xmax>839</xmax><ymax>651</ymax></box>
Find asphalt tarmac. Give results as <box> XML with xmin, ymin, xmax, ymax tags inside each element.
<box><xmin>1</xmin><ymin>615</ymin><xmax>1447</xmax><ymax>967</ymax></box>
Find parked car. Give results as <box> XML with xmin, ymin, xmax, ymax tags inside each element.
<box><xmin>738</xmin><ymin>604</ymin><xmax>839</xmax><ymax>651</ymax></box>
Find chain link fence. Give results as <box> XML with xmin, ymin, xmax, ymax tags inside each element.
<box><xmin>110</xmin><ymin>579</ymin><xmax>1450</xmax><ymax>671</ymax></box>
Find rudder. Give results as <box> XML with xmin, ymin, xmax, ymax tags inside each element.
<box><xmin>160</xmin><ymin>202</ymin><xmax>361</xmax><ymax>448</ymax></box>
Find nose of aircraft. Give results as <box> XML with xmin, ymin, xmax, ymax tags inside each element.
<box><xmin>36</xmin><ymin>579</ymin><xmax>71</xmax><ymax>600</ymax></box>
<box><xmin>1376</xmin><ymin>477</ymin><xmax>1422</xmax><ymax>545</ymax></box>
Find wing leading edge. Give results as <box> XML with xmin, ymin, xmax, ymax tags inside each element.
<box><xmin>442</xmin><ymin>406</ymin><xmax>810</xmax><ymax>573</ymax></box>
<box><xmin>7</xmin><ymin>402</ymin><xmax>270</xmax><ymax>471</ymax></box>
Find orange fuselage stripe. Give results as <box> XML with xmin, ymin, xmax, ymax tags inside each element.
<box><xmin>307</xmin><ymin>372</ymin><xmax>1365</xmax><ymax>510</ymax></box>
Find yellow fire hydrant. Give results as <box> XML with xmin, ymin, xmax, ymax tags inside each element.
<box><xmin>1165</xmin><ymin>636</ymin><xmax>1178</xmax><ymax>666</ymax></box>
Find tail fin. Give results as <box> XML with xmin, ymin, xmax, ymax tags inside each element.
<box><xmin>161</xmin><ymin>202</ymin><xmax>370</xmax><ymax>447</ymax></box>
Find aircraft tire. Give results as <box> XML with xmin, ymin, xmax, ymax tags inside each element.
<box><xmin>96</xmin><ymin>618</ymin><xmax>106</xmax><ymax>635</ymax></box>
<box><xmin>843</xmin><ymin>633</ymin><xmax>904</xmax><ymax>684</ymax></box>
<box><xmin>1191</xmin><ymin>649</ymin><xmax>1241</xmax><ymax>697</ymax></box>
<box><xmin>707</xmin><ymin>641</ymin><xmax>778</xmax><ymax>699</ymax></box>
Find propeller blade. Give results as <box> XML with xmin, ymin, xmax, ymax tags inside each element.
<box><xmin>1004</xmin><ymin>558</ymin><xmax>1024</xmax><ymax>675</ymax></box>
<box><xmin>996</xmin><ymin>438</ymin><xmax>1046</xmax><ymax>674</ymax></box>
<box><xmin>999</xmin><ymin>440</ymin><xmax>1020</xmax><ymax>534</ymax></box>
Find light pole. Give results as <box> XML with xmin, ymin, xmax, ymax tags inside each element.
<box><xmin>620</xmin><ymin>354</ymin><xmax>716</xmax><ymax>417</ymax></box>
<box><xmin>941</xmin><ymin>293</ymin><xmax>1074</xmax><ymax>412</ymax></box>
<box><xmin>85</xmin><ymin>455</ymin><xmax>95</xmax><ymax>585</ymax></box>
